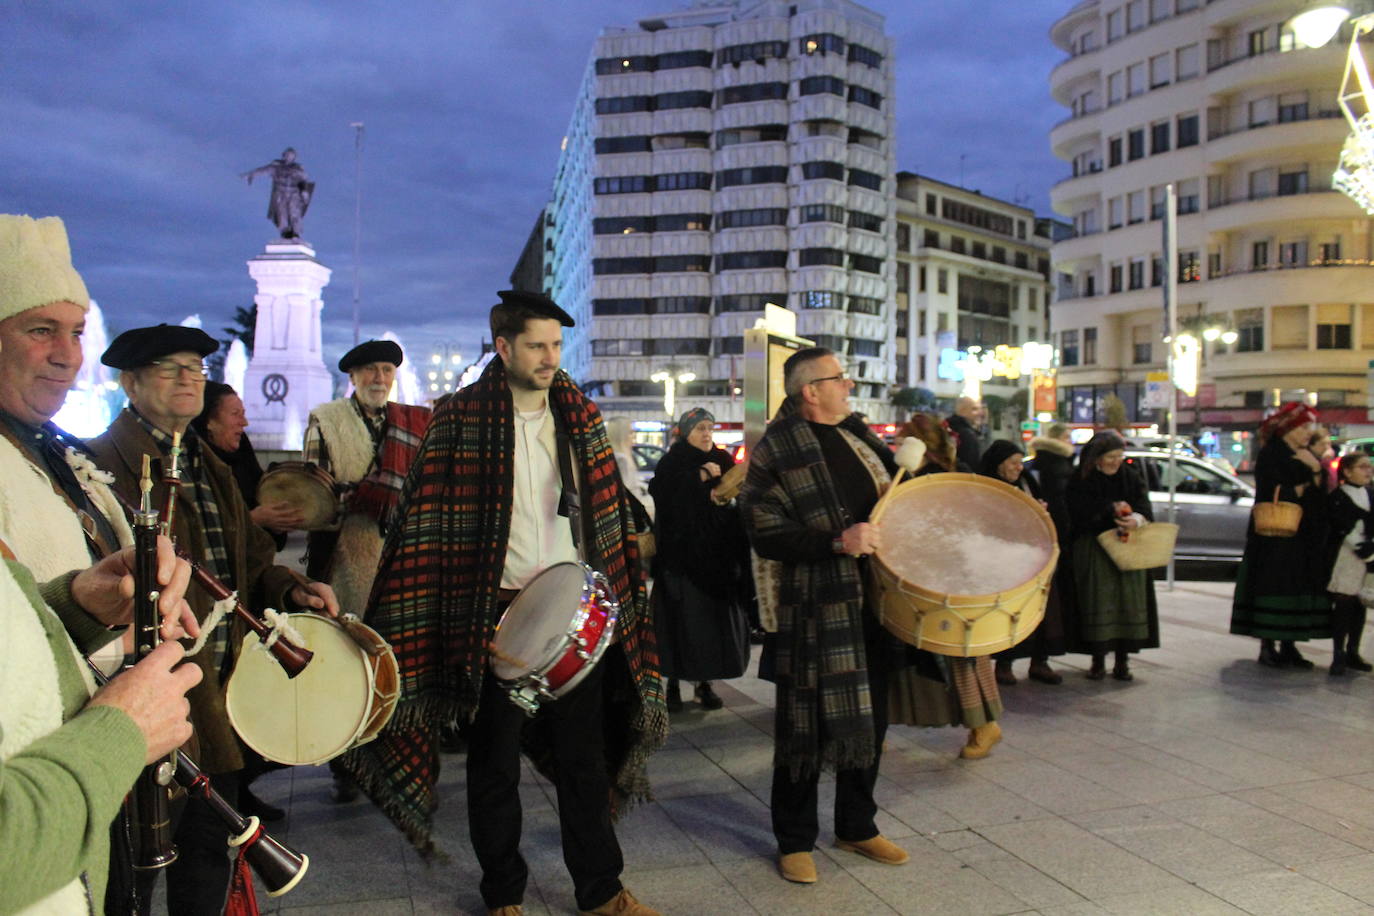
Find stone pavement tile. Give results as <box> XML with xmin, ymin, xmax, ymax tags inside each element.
<box><xmin>873</xmin><ymin>776</ymin><xmax>967</xmax><ymax>836</ymax></box>
<box><xmin>280</xmin><ymin>898</ymin><xmax>416</xmax><ymax>914</ymax></box>
<box><xmin>945</xmin><ymin>835</ymin><xmax>1088</xmax><ymax>910</ymax></box>
<box><xmin>715</xmin><ymin>854</ymin><xmax>898</xmax><ymax>915</ymax></box>
<box><xmin>995</xmin><ymin>725</ymin><xmax>1143</xmax><ymax>761</ymax></box>
<box><xmin>1227</xmin><ymin>785</ymin><xmax>1374</xmax><ymax>854</ymax></box>
<box><xmin>976</xmin><ymin>816</ymin><xmax>1188</xmax><ymax>899</ymax></box>
<box><xmin>1155</xmin><ymin>793</ymin><xmax>1364</xmax><ymax>868</ymax></box>
<box><xmin>971</xmin><ymin>756</ymin><xmax>1134</xmax><ymax>815</ymax></box>
<box><xmin>901</xmin><ymin>767</ymin><xmax>1053</xmax><ymax>828</ymax></box>
<box><xmin>832</xmin><ymin>834</ymin><xmax>1028</xmax><ymax>915</ymax></box>
<box><xmin>1041</xmin><ymin>747</ymin><xmax>1214</xmax><ymax>805</ymax></box>
<box><xmin>667</xmin><ymin>707</ymin><xmax>770</xmax><ymax>748</ymax></box>
<box><xmin>616</xmin><ymin>802</ymin><xmax>709</xmax><ymax>872</ymax></box>
<box><xmin>1115</xmin><ymin>734</ymin><xmax>1318</xmax><ymax>791</ymax></box>
<box><xmin>645</xmin><ymin>745</ymin><xmax>744</xmax><ymax>799</ymax></box>
<box><xmin>1262</xmin><ymin>776</ymin><xmax>1374</xmax><ymax>830</ymax></box>
<box><xmin>694</xmin><ymin>741</ymin><xmax>773</xmax><ymax>798</ymax></box>
<box><xmin>594</xmin><ymin>863</ymin><xmax>755</xmax><ymax>916</ymax></box>
<box><xmin>1067</xmin><ymin>804</ymin><xmax>1275</xmax><ymax>883</ymax></box>
<box><xmin>1086</xmin><ymin>885</ymin><xmax>1246</xmax><ymax>915</ymax></box>
<box><xmin>657</xmin><ymin>790</ymin><xmax>776</xmax><ymax>864</ymax></box>
<box><xmin>1196</xmin><ymin>868</ymin><xmax>1372</xmax><ymax>915</ymax></box>
<box><xmin>1299</xmin><ymin>852</ymin><xmax>1374</xmax><ymax>906</ymax></box>
<box><xmin>1034</xmin><ymin>904</ymin><xmax>1109</xmax><ymax>915</ymax></box>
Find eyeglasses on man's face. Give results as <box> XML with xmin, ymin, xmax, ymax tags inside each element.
<box><xmin>148</xmin><ymin>359</ymin><xmax>208</xmax><ymax>380</ymax></box>
<box><xmin>806</xmin><ymin>373</ymin><xmax>851</xmax><ymax>386</ymax></box>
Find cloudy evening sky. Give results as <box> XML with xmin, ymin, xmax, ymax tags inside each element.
<box><xmin>1</xmin><ymin>1</ymin><xmax>1066</xmax><ymax>370</ymax></box>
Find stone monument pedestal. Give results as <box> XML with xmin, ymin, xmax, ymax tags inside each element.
<box><xmin>242</xmin><ymin>240</ymin><xmax>335</xmax><ymax>451</ymax></box>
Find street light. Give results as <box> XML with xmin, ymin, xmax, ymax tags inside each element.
<box><xmin>1291</xmin><ymin>5</ymin><xmax>1351</xmax><ymax>48</ymax></box>
<box><xmin>427</xmin><ymin>340</ymin><xmax>463</xmax><ymax>396</ymax></box>
<box><xmin>650</xmin><ymin>368</ymin><xmax>696</xmax><ymax>422</ymax></box>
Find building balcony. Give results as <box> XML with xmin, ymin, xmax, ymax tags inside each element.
<box><xmin>1049</xmin><ymin>111</ymin><xmax>1101</xmax><ymax>160</ymax></box>
<box><xmin>791</xmin><ymin>93</ymin><xmax>848</xmax><ymax>124</ymax></box>
<box><xmin>1049</xmin><ymin>0</ymin><xmax>1099</xmax><ymax>53</ymax></box>
<box><xmin>1050</xmin><ymin>54</ymin><xmax>1102</xmax><ymax>106</ymax></box>
<box><xmin>1204</xmin><ymin>111</ymin><xmax>1347</xmax><ymax>165</ymax></box>
<box><xmin>1202</xmin><ymin>260</ymin><xmax>1374</xmax><ymax>302</ymax></box>
<box><xmin>1049</xmin><ymin>166</ymin><xmax>1102</xmax><ymax>213</ymax></box>
<box><xmin>1048</xmin><ymin>227</ymin><xmax>1104</xmax><ymax>264</ymax></box>
<box><xmin>1203</xmin><ymin>187</ymin><xmax>1354</xmax><ymax>234</ymax></box>
<box><xmin>1204</xmin><ymin>43</ymin><xmax>1346</xmax><ymax>98</ymax></box>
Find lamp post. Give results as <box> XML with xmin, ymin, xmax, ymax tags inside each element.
<box><xmin>426</xmin><ymin>340</ymin><xmax>464</xmax><ymax>397</ymax></box>
<box><xmin>650</xmin><ymin>368</ymin><xmax>696</xmax><ymax>425</ymax></box>
<box><xmin>1175</xmin><ymin>312</ymin><xmax>1239</xmax><ymax>434</ymax></box>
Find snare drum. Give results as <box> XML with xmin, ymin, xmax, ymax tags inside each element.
<box><xmin>226</xmin><ymin>613</ymin><xmax>399</xmax><ymax>765</ymax></box>
<box><xmin>489</xmin><ymin>562</ymin><xmax>619</xmax><ymax>715</ymax></box>
<box><xmin>258</xmin><ymin>461</ymin><xmax>338</xmax><ymax>530</ymax></box>
<box><xmin>869</xmin><ymin>473</ymin><xmax>1058</xmax><ymax>657</ymax></box>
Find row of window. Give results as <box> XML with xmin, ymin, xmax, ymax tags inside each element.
<box><xmin>596</xmin><ymin>78</ymin><xmax>883</xmax><ymax>115</ymax></box>
<box><xmin>1103</xmin><ymin>0</ymin><xmax>1202</xmax><ymax>44</ymax></box>
<box><xmin>592</xmin><ymin>214</ymin><xmax>711</xmax><ymax>234</ymax></box>
<box><xmin>596</xmin><ymin>35</ymin><xmax>883</xmax><ymax>73</ymax></box>
<box><xmin>594</xmin><ymin>123</ymin><xmax>886</xmax><ymax>154</ymax></box>
<box><xmin>593</xmin><ymin>205</ymin><xmax>884</xmax><ymax>233</ymax></box>
<box><xmin>592</xmin><ymin>334</ymin><xmax>887</xmax><ymax>360</ymax></box>
<box><xmin>592</xmin><ymin>164</ymin><xmax>883</xmax><ymax>194</ymax></box>
<box><xmin>591</xmin><ymin>291</ymin><xmax>884</xmax><ymax>316</ymax></box>
<box><xmin>591</xmin><ymin>249</ymin><xmax>885</xmax><ymax>274</ymax></box>
<box><xmin>913</xmin><ymin>228</ymin><xmax>1050</xmax><ymax>277</ymax></box>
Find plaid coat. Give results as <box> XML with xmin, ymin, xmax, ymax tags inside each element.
<box><xmin>340</xmin><ymin>357</ymin><xmax>666</xmax><ymax>856</ymax></box>
<box><xmin>740</xmin><ymin>397</ymin><xmax>894</xmax><ymax>777</ymax></box>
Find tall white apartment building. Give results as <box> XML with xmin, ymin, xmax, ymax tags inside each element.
<box><xmin>544</xmin><ymin>0</ymin><xmax>896</xmax><ymax>424</ymax></box>
<box><xmin>1049</xmin><ymin>0</ymin><xmax>1374</xmax><ymax>432</ymax></box>
<box><xmin>893</xmin><ymin>173</ymin><xmax>1055</xmax><ymax>403</ymax></box>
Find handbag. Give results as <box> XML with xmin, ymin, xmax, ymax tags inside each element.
<box><xmin>1252</xmin><ymin>486</ymin><xmax>1302</xmax><ymax>537</ymax></box>
<box><xmin>1096</xmin><ymin>521</ymin><xmax>1180</xmax><ymax>571</ymax></box>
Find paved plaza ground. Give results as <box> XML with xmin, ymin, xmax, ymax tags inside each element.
<box><xmin>189</xmin><ymin>577</ymin><xmax>1374</xmax><ymax>915</ymax></box>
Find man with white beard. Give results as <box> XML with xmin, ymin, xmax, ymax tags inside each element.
<box><xmin>303</xmin><ymin>340</ymin><xmax>430</xmax><ymax>800</ymax></box>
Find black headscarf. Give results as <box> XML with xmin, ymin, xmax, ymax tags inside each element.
<box><xmin>1076</xmin><ymin>431</ymin><xmax>1127</xmax><ymax>478</ymax></box>
<box><xmin>977</xmin><ymin>439</ymin><xmax>1025</xmax><ymax>480</ymax></box>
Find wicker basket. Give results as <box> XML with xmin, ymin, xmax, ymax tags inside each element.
<box><xmin>1096</xmin><ymin>522</ymin><xmax>1179</xmax><ymax>571</ymax></box>
<box><xmin>1252</xmin><ymin>486</ymin><xmax>1302</xmax><ymax>538</ymax></box>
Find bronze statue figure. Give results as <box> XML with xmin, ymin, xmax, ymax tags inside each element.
<box><xmin>241</xmin><ymin>148</ymin><xmax>314</xmax><ymax>239</ymax></box>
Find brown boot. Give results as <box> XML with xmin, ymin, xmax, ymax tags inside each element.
<box><xmin>835</xmin><ymin>834</ymin><xmax>909</xmax><ymax>865</ymax></box>
<box><xmin>488</xmin><ymin>908</ymin><xmax>523</xmax><ymax>916</ymax></box>
<box><xmin>960</xmin><ymin>721</ymin><xmax>1003</xmax><ymax>759</ymax></box>
<box><xmin>578</xmin><ymin>888</ymin><xmax>660</xmax><ymax>915</ymax></box>
<box><xmin>778</xmin><ymin>851</ymin><xmax>818</xmax><ymax>883</ymax></box>
<box><xmin>994</xmin><ymin>660</ymin><xmax>1017</xmax><ymax>685</ymax></box>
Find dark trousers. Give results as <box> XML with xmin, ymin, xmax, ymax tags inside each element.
<box><xmin>1332</xmin><ymin>594</ymin><xmax>1368</xmax><ymax>657</ymax></box>
<box><xmin>133</xmin><ymin>770</ymin><xmax>237</xmax><ymax>916</ymax></box>
<box><xmin>466</xmin><ymin>663</ymin><xmax>624</xmax><ymax>911</ymax></box>
<box><xmin>771</xmin><ymin>633</ymin><xmax>891</xmax><ymax>854</ymax></box>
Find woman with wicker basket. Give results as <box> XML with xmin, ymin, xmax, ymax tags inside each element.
<box><xmin>1066</xmin><ymin>431</ymin><xmax>1159</xmax><ymax>681</ymax></box>
<box><xmin>1324</xmin><ymin>452</ymin><xmax>1374</xmax><ymax>676</ymax></box>
<box><xmin>1230</xmin><ymin>402</ymin><xmax>1331</xmax><ymax>669</ymax></box>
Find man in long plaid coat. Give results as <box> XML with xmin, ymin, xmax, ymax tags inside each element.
<box><xmin>739</xmin><ymin>346</ymin><xmax>912</xmax><ymax>885</ymax></box>
<box><xmin>344</xmin><ymin>290</ymin><xmax>666</xmax><ymax>916</ymax></box>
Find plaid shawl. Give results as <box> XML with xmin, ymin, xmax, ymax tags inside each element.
<box><xmin>740</xmin><ymin>397</ymin><xmax>890</xmax><ymax>778</ymax></box>
<box><xmin>348</xmin><ymin>401</ymin><xmax>431</xmax><ymax>527</ymax></box>
<box><xmin>340</xmin><ymin>357</ymin><xmax>665</xmax><ymax>857</ymax></box>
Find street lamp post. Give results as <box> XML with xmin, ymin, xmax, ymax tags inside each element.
<box><xmin>650</xmin><ymin>368</ymin><xmax>696</xmax><ymax>426</ymax></box>
<box><xmin>426</xmin><ymin>340</ymin><xmax>464</xmax><ymax>398</ymax></box>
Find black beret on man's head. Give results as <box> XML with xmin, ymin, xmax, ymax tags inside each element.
<box><xmin>338</xmin><ymin>339</ymin><xmax>403</xmax><ymax>373</ymax></box>
<box><xmin>495</xmin><ymin>289</ymin><xmax>574</xmax><ymax>328</ymax></box>
<box><xmin>101</xmin><ymin>324</ymin><xmax>219</xmax><ymax>369</ymax></box>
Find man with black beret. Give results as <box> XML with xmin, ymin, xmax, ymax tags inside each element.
<box><xmin>338</xmin><ymin>290</ymin><xmax>667</xmax><ymax>915</ymax></box>
<box><xmin>88</xmin><ymin>324</ymin><xmax>339</xmax><ymax>916</ymax></box>
<box><xmin>302</xmin><ymin>338</ymin><xmax>431</xmax><ymax>800</ymax></box>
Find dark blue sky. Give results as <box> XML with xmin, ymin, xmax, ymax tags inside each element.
<box><xmin>1</xmin><ymin>1</ymin><xmax>1066</xmax><ymax>369</ymax></box>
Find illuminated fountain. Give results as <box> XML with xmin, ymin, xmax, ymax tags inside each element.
<box><xmin>53</xmin><ymin>299</ymin><xmax>120</xmax><ymax>437</ymax></box>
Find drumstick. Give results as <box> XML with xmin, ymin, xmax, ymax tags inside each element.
<box><xmin>486</xmin><ymin>641</ymin><xmax>532</xmax><ymax>673</ymax></box>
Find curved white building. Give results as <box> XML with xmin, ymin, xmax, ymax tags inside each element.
<box><xmin>1048</xmin><ymin>0</ymin><xmax>1374</xmax><ymax>436</ymax></box>
<box><xmin>545</xmin><ymin>0</ymin><xmax>896</xmax><ymax>424</ymax></box>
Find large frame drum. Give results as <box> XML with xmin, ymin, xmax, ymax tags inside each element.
<box><xmin>869</xmin><ymin>472</ymin><xmax>1058</xmax><ymax>656</ymax></box>
<box><xmin>257</xmin><ymin>461</ymin><xmax>338</xmax><ymax>530</ymax></box>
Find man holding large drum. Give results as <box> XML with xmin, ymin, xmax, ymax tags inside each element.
<box><xmin>340</xmin><ymin>290</ymin><xmax>666</xmax><ymax>916</ymax></box>
<box><xmin>740</xmin><ymin>346</ymin><xmax>911</xmax><ymax>885</ymax></box>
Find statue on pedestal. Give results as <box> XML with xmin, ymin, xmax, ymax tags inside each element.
<box><xmin>241</xmin><ymin>148</ymin><xmax>315</xmax><ymax>239</ymax></box>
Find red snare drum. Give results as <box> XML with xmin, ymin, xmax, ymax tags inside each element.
<box><xmin>489</xmin><ymin>562</ymin><xmax>619</xmax><ymax>715</ymax></box>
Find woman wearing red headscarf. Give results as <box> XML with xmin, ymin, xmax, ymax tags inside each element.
<box><xmin>1230</xmin><ymin>402</ymin><xmax>1332</xmax><ymax>668</ymax></box>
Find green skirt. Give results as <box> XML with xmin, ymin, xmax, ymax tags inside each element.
<box><xmin>1072</xmin><ymin>536</ymin><xmax>1157</xmax><ymax>652</ymax></box>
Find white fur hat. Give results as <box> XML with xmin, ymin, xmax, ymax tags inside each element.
<box><xmin>0</xmin><ymin>215</ymin><xmax>91</xmax><ymax>322</ymax></box>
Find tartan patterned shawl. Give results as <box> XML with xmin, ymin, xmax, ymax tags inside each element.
<box><xmin>340</xmin><ymin>357</ymin><xmax>665</xmax><ymax>857</ymax></box>
<box><xmin>740</xmin><ymin>398</ymin><xmax>890</xmax><ymax>778</ymax></box>
<box><xmin>348</xmin><ymin>401</ymin><xmax>431</xmax><ymax>528</ymax></box>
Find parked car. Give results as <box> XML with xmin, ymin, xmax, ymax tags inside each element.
<box><xmin>1122</xmin><ymin>436</ymin><xmax>1236</xmax><ymax>475</ymax></box>
<box><xmin>1122</xmin><ymin>450</ymin><xmax>1254</xmax><ymax>562</ymax></box>
<box><xmin>631</xmin><ymin>443</ymin><xmax>665</xmax><ymax>488</ymax></box>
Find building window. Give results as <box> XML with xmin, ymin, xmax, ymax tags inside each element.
<box><xmin>848</xmin><ymin>86</ymin><xmax>883</xmax><ymax>109</ymax></box>
<box><xmin>654</xmin><ymin>255</ymin><xmax>711</xmax><ymax>272</ymax></box>
<box><xmin>925</xmin><ymin>193</ymin><xmax>937</xmax><ymax>215</ymax></box>
<box><xmin>1179</xmin><ymin>250</ymin><xmax>1200</xmax><ymax>283</ymax></box>
<box><xmin>1270</xmin><ymin>305</ymin><xmax>1309</xmax><ymax>349</ymax></box>
<box><xmin>1151</xmin><ymin>256</ymin><xmax>1165</xmax><ymax>287</ymax></box>
<box><xmin>1278</xmin><ymin>91</ymin><xmax>1309</xmax><ymax>123</ymax></box>
<box><xmin>592</xmin><ymin>257</ymin><xmax>654</xmax><ymax>274</ymax></box>
<box><xmin>800</xmin><ymin>290</ymin><xmax>842</xmax><ymax>310</ymax></box>
<box><xmin>798</xmin><ymin>248</ymin><xmax>845</xmax><ymax>267</ymax></box>
<box><xmin>1132</xmin><ymin>325</ymin><xmax>1154</xmax><ymax>364</ymax></box>
<box><xmin>847</xmin><ymin>169</ymin><xmax>883</xmax><ymax>191</ymax></box>
<box><xmin>1108</xmin><ymin>136</ymin><xmax>1123</xmax><ymax>167</ymax></box>
<box><xmin>716</xmin><ymin>125</ymin><xmax>788</xmax><ymax>147</ymax></box>
<box><xmin>941</xmin><ymin>199</ymin><xmax>1015</xmax><ymax>235</ymax></box>
<box><xmin>1176</xmin><ymin>43</ymin><xmax>1200</xmax><ymax>80</ymax></box>
<box><xmin>718</xmin><ymin>208</ymin><xmax>786</xmax><ymax>229</ymax></box>
<box><xmin>896</xmin><ymin>264</ymin><xmax>910</xmax><ymax>293</ymax></box>
<box><xmin>1110</xmin><ymin>263</ymin><xmax>1123</xmax><ymax>293</ymax></box>
<box><xmin>1277</xmin><ymin>169</ymin><xmax>1309</xmax><ymax>196</ymax></box>
<box><xmin>919</xmin><ymin>267</ymin><xmax>927</xmax><ymax>291</ymax></box>
<box><xmin>1319</xmin><ymin>239</ymin><xmax>1342</xmax><ymax>263</ymax></box>
<box><xmin>923</xmin><ymin>229</ymin><xmax>939</xmax><ymax>248</ymax></box>
<box><xmin>655</xmin><ymin>50</ymin><xmax>713</xmax><ymax>70</ymax></box>
<box><xmin>847</xmin><ymin>210</ymin><xmax>883</xmax><ymax>232</ymax></box>
<box><xmin>592</xmin><ymin>298</ymin><xmax>650</xmax><ymax>315</ymax></box>
<box><xmin>716</xmin><ymin>40</ymin><xmax>788</xmax><ymax>66</ymax></box>
<box><xmin>1317</xmin><ymin>304</ymin><xmax>1353</xmax><ymax>349</ymax></box>
<box><xmin>595</xmin><ymin>95</ymin><xmax>654</xmax><ymax>115</ymax></box>
<box><xmin>1149</xmin><ymin>52</ymin><xmax>1171</xmax><ymax>88</ymax></box>
<box><xmin>849</xmin><ymin>254</ymin><xmax>883</xmax><ymax>274</ymax></box>
<box><xmin>896</xmin><ymin>223</ymin><xmax>911</xmax><ymax>252</ymax></box>
<box><xmin>716</xmin><ymin>82</ymin><xmax>789</xmax><ymax>105</ymax></box>
<box><xmin>799</xmin><ymin>75</ymin><xmax>845</xmax><ymax>97</ymax></box>
<box><xmin>1178</xmin><ymin>178</ymin><xmax>1200</xmax><ymax>214</ymax></box>
<box><xmin>594</xmin><ymin>136</ymin><xmax>652</xmax><ymax>154</ymax></box>
<box><xmin>1127</xmin><ymin>128</ymin><xmax>1145</xmax><ymax>160</ymax></box>
<box><xmin>937</xmin><ymin>269</ymin><xmax>948</xmax><ymax>293</ymax></box>
<box><xmin>591</xmin><ymin>339</ymin><xmax>647</xmax><ymax>356</ymax></box>
<box><xmin>1014</xmin><ymin>251</ymin><xmax>1029</xmax><ymax>269</ymax></box>
<box><xmin>1150</xmin><ymin>121</ymin><xmax>1170</xmax><ymax>154</ymax></box>
<box><xmin>1235</xmin><ymin>308</ymin><xmax>1263</xmax><ymax>351</ymax></box>
<box><xmin>971</xmin><ymin>241</ymin><xmax>988</xmax><ymax>260</ymax></box>
<box><xmin>848</xmin><ymin>43</ymin><xmax>883</xmax><ymax>68</ymax></box>
<box><xmin>654</xmin><ymin>91</ymin><xmax>712</xmax><ymax>110</ymax></box>
<box><xmin>801</xmin><ymin>33</ymin><xmax>845</xmax><ymax>55</ymax></box>
<box><xmin>1061</xmin><ymin>330</ymin><xmax>1080</xmax><ymax>366</ymax></box>
<box><xmin>717</xmin><ymin>293</ymin><xmax>785</xmax><ymax>312</ymax></box>
<box><xmin>654</xmin><ymin>171</ymin><xmax>712</xmax><ymax>191</ymax></box>
<box><xmin>950</xmin><ymin>236</ymin><xmax>966</xmax><ymax>254</ymax></box>
<box><xmin>1128</xmin><ymin>258</ymin><xmax>1145</xmax><ymax>290</ymax></box>
<box><xmin>655</xmin><ymin>296</ymin><xmax>711</xmax><ymax>314</ymax></box>
<box><xmin>797</xmin><ymin>203</ymin><xmax>844</xmax><ymax>224</ymax></box>
<box><xmin>1279</xmin><ymin>240</ymin><xmax>1308</xmax><ymax>266</ymax></box>
<box><xmin>716</xmin><ymin>251</ymin><xmax>788</xmax><ymax>271</ymax></box>
<box><xmin>654</xmin><ymin>213</ymin><xmax>711</xmax><ymax>231</ymax></box>
<box><xmin>593</xmin><ymin>175</ymin><xmax>649</xmax><ymax>195</ymax></box>
<box><xmin>593</xmin><ymin>216</ymin><xmax>653</xmax><ymax>234</ymax></box>
<box><xmin>801</xmin><ymin>160</ymin><xmax>845</xmax><ymax>181</ymax></box>
<box><xmin>1083</xmin><ymin>327</ymin><xmax>1098</xmax><ymax>364</ymax></box>
<box><xmin>716</xmin><ymin>166</ymin><xmax>789</xmax><ymax>187</ymax></box>
<box><xmin>1248</xmin><ymin>27</ymin><xmax>1269</xmax><ymax>57</ymax></box>
<box><xmin>595</xmin><ymin>56</ymin><xmax>655</xmax><ymax>75</ymax></box>
<box><xmin>1253</xmin><ymin>241</ymin><xmax>1269</xmax><ymax>269</ymax></box>
<box><xmin>650</xmin><ymin>338</ymin><xmax>712</xmax><ymax>356</ymax></box>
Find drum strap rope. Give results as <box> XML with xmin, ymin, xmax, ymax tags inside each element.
<box><xmin>552</xmin><ymin>411</ymin><xmax>584</xmax><ymax>559</ymax></box>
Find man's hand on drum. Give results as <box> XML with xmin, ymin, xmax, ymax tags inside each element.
<box><xmin>840</xmin><ymin>522</ymin><xmax>881</xmax><ymax>558</ymax></box>
<box><xmin>291</xmin><ymin>580</ymin><xmax>340</xmax><ymax>618</ymax></box>
<box><xmin>73</xmin><ymin>535</ymin><xmax>201</xmax><ymax>641</ymax></box>
<box><xmin>251</xmin><ymin>501</ymin><xmax>307</xmax><ymax>533</ymax></box>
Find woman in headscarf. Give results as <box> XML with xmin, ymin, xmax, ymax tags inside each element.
<box><xmin>889</xmin><ymin>413</ymin><xmax>1003</xmax><ymax>759</ymax></box>
<box><xmin>648</xmin><ymin>407</ymin><xmax>751</xmax><ymax>712</ymax></box>
<box><xmin>979</xmin><ymin>440</ymin><xmax>1065</xmax><ymax>686</ymax></box>
<box><xmin>1324</xmin><ymin>451</ymin><xmax>1374</xmax><ymax>676</ymax></box>
<box><xmin>1066</xmin><ymin>431</ymin><xmax>1159</xmax><ymax>680</ymax></box>
<box><xmin>1231</xmin><ymin>402</ymin><xmax>1331</xmax><ymax>668</ymax></box>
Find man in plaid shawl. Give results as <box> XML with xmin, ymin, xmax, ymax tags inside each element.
<box><xmin>740</xmin><ymin>346</ymin><xmax>911</xmax><ymax>885</ymax></box>
<box><xmin>341</xmin><ymin>290</ymin><xmax>666</xmax><ymax>916</ymax></box>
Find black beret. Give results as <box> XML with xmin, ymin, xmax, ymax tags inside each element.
<box><xmin>338</xmin><ymin>339</ymin><xmax>403</xmax><ymax>373</ymax></box>
<box><xmin>101</xmin><ymin>324</ymin><xmax>219</xmax><ymax>369</ymax></box>
<box><xmin>495</xmin><ymin>289</ymin><xmax>574</xmax><ymax>327</ymax></box>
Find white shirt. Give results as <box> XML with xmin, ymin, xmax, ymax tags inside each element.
<box><xmin>501</xmin><ymin>398</ymin><xmax>578</xmax><ymax>590</ymax></box>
